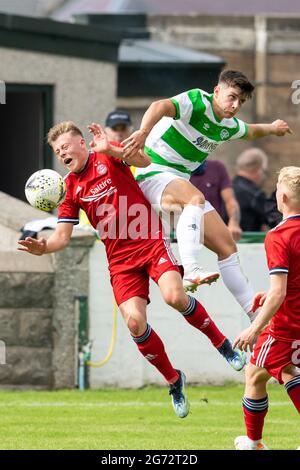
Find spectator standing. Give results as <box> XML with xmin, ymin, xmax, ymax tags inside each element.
<box><xmin>265</xmin><ymin>190</ymin><xmax>282</xmax><ymax>228</ymax></box>
<box><xmin>233</xmin><ymin>148</ymin><xmax>269</xmax><ymax>232</ymax></box>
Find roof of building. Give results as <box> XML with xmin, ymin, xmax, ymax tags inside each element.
<box><xmin>49</xmin><ymin>0</ymin><xmax>300</xmax><ymax>22</ymax></box>
<box><xmin>0</xmin><ymin>12</ymin><xmax>122</xmax><ymax>61</ymax></box>
<box><xmin>1</xmin><ymin>0</ymin><xmax>300</xmax><ymax>21</ymax></box>
<box><xmin>117</xmin><ymin>39</ymin><xmax>224</xmax><ymax>97</ymax></box>
<box><xmin>0</xmin><ymin>0</ymin><xmax>57</xmax><ymax>17</ymax></box>
<box><xmin>119</xmin><ymin>39</ymin><xmax>224</xmax><ymax>67</ymax></box>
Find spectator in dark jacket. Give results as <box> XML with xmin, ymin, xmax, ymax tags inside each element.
<box><xmin>265</xmin><ymin>190</ymin><xmax>282</xmax><ymax>228</ymax></box>
<box><xmin>233</xmin><ymin>148</ymin><xmax>268</xmax><ymax>231</ymax></box>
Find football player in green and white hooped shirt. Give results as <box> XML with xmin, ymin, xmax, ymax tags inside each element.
<box><xmin>123</xmin><ymin>70</ymin><xmax>292</xmax><ymax>323</ymax></box>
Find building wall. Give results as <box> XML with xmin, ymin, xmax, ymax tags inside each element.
<box><xmin>0</xmin><ymin>47</ymin><xmax>117</xmax><ymax>173</ymax></box>
<box><xmin>146</xmin><ymin>15</ymin><xmax>300</xmax><ymax>194</ymax></box>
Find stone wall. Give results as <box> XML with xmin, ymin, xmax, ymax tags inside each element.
<box><xmin>51</xmin><ymin>232</ymin><xmax>94</xmax><ymax>389</ymax></box>
<box><xmin>0</xmin><ymin>192</ymin><xmax>95</xmax><ymax>389</ymax></box>
<box><xmin>0</xmin><ymin>251</ymin><xmax>54</xmax><ymax>387</ymax></box>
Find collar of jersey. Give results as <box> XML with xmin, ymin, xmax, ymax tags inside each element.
<box><xmin>284</xmin><ymin>214</ymin><xmax>300</xmax><ymax>220</ymax></box>
<box><xmin>208</xmin><ymin>93</ymin><xmax>222</xmax><ymax>123</ymax></box>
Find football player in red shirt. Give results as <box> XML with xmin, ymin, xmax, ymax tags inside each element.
<box><xmin>233</xmin><ymin>166</ymin><xmax>300</xmax><ymax>450</ymax></box>
<box><xmin>18</xmin><ymin>121</ymin><xmax>245</xmax><ymax>419</ymax></box>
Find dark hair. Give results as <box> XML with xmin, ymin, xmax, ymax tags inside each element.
<box><xmin>218</xmin><ymin>70</ymin><xmax>255</xmax><ymax>99</ymax></box>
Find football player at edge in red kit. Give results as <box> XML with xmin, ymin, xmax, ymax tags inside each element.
<box><xmin>233</xmin><ymin>166</ymin><xmax>300</xmax><ymax>450</ymax></box>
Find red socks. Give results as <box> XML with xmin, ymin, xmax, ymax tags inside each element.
<box><xmin>242</xmin><ymin>376</ymin><xmax>300</xmax><ymax>442</ymax></box>
<box><xmin>285</xmin><ymin>376</ymin><xmax>300</xmax><ymax>413</ymax></box>
<box><xmin>181</xmin><ymin>296</ymin><xmax>226</xmax><ymax>348</ymax></box>
<box><xmin>242</xmin><ymin>396</ymin><xmax>268</xmax><ymax>440</ymax></box>
<box><xmin>131</xmin><ymin>324</ymin><xmax>179</xmax><ymax>384</ymax></box>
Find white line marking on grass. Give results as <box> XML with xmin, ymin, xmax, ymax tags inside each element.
<box><xmin>0</xmin><ymin>401</ymin><xmax>291</xmax><ymax>408</ymax></box>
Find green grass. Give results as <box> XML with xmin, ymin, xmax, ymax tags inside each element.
<box><xmin>0</xmin><ymin>384</ymin><xmax>298</xmax><ymax>450</ymax></box>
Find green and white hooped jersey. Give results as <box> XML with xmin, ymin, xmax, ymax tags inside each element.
<box><xmin>134</xmin><ymin>88</ymin><xmax>248</xmax><ymax>181</ymax></box>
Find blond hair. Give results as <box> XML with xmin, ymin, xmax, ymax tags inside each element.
<box><xmin>236</xmin><ymin>148</ymin><xmax>268</xmax><ymax>172</ymax></box>
<box><xmin>47</xmin><ymin>121</ymin><xmax>83</xmax><ymax>146</ymax></box>
<box><xmin>278</xmin><ymin>166</ymin><xmax>300</xmax><ymax>206</ymax></box>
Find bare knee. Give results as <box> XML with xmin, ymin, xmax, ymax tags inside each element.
<box><xmin>126</xmin><ymin>317</ymin><xmax>143</xmax><ymax>336</ymax></box>
<box><xmin>217</xmin><ymin>239</ymin><xmax>237</xmax><ymax>260</ymax></box>
<box><xmin>120</xmin><ymin>309</ymin><xmax>147</xmax><ymax>336</ymax></box>
<box><xmin>163</xmin><ymin>289</ymin><xmax>188</xmax><ymax>311</ymax></box>
<box><xmin>245</xmin><ymin>365</ymin><xmax>269</xmax><ymax>397</ymax></box>
<box><xmin>203</xmin><ymin>212</ymin><xmax>238</xmax><ymax>259</ymax></box>
<box><xmin>162</xmin><ymin>180</ymin><xmax>205</xmax><ymax>209</ymax></box>
<box><xmin>282</xmin><ymin>365</ymin><xmax>300</xmax><ymax>384</ymax></box>
<box><xmin>189</xmin><ymin>193</ymin><xmax>205</xmax><ymax>206</ymax></box>
<box><xmin>177</xmin><ymin>181</ymin><xmax>205</xmax><ymax>206</ymax></box>
<box><xmin>246</xmin><ymin>365</ymin><xmax>261</xmax><ymax>385</ymax></box>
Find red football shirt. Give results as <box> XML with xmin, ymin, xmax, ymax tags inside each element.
<box><xmin>264</xmin><ymin>215</ymin><xmax>300</xmax><ymax>341</ymax></box>
<box><xmin>58</xmin><ymin>151</ymin><xmax>163</xmax><ymax>271</ymax></box>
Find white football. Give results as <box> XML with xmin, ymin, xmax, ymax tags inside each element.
<box><xmin>25</xmin><ymin>169</ymin><xmax>66</xmax><ymax>212</ymax></box>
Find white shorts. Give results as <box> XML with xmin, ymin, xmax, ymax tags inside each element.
<box><xmin>138</xmin><ymin>172</ymin><xmax>215</xmax><ymax>214</ymax></box>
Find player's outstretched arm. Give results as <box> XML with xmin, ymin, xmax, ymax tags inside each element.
<box><xmin>244</xmin><ymin>119</ymin><xmax>292</xmax><ymax>140</ymax></box>
<box><xmin>17</xmin><ymin>222</ymin><xmax>73</xmax><ymax>255</ymax></box>
<box><xmin>233</xmin><ymin>274</ymin><xmax>287</xmax><ymax>352</ymax></box>
<box><xmin>88</xmin><ymin>123</ymin><xmax>111</xmax><ymax>153</ymax></box>
<box><xmin>123</xmin><ymin>149</ymin><xmax>151</xmax><ymax>168</ymax></box>
<box><xmin>88</xmin><ymin>123</ymin><xmax>151</xmax><ymax>167</ymax></box>
<box><xmin>122</xmin><ymin>99</ymin><xmax>176</xmax><ymax>158</ymax></box>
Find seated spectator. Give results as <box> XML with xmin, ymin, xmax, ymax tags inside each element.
<box><xmin>233</xmin><ymin>148</ymin><xmax>268</xmax><ymax>231</ymax></box>
<box><xmin>190</xmin><ymin>160</ymin><xmax>242</xmax><ymax>241</ymax></box>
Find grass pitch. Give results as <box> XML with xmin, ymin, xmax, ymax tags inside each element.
<box><xmin>0</xmin><ymin>383</ymin><xmax>298</xmax><ymax>450</ymax></box>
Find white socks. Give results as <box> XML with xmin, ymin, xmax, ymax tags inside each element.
<box><xmin>176</xmin><ymin>209</ymin><xmax>255</xmax><ymax>320</ymax></box>
<box><xmin>218</xmin><ymin>252</ymin><xmax>255</xmax><ymax>318</ymax></box>
<box><xmin>176</xmin><ymin>204</ymin><xmax>204</xmax><ymax>273</ymax></box>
